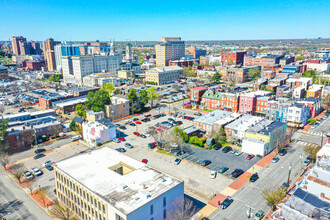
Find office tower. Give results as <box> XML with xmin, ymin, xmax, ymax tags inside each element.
<box><xmin>43</xmin><ymin>38</ymin><xmax>57</xmax><ymax>71</ymax></box>
<box><xmin>11</xmin><ymin>36</ymin><xmax>27</xmax><ymax>55</ymax></box>
<box><xmin>30</xmin><ymin>41</ymin><xmax>42</xmax><ymax>55</ymax></box>
<box><xmin>155</xmin><ymin>37</ymin><xmax>185</xmax><ymax>67</ymax></box>
<box><xmin>54</xmin><ymin>42</ymin><xmax>81</xmax><ymax>72</ymax></box>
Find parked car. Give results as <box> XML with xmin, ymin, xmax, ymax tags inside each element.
<box><xmin>135</xmin><ymin>121</ymin><xmax>142</xmax><ymax>125</ymax></box>
<box><xmin>176</xmin><ymin>150</ymin><xmax>186</xmax><ymax>156</ymax></box>
<box><xmin>125</xmin><ymin>143</ymin><xmax>134</xmax><ymax>149</ymax></box>
<box><xmin>34</xmin><ymin>154</ymin><xmax>45</xmax><ymax>160</ymax></box>
<box><xmin>231</xmin><ymin>169</ymin><xmax>244</xmax><ymax>178</ymax></box>
<box><xmin>119</xmin><ymin>126</ymin><xmax>127</xmax><ymax>130</ymax></box>
<box><xmin>133</xmin><ymin>132</ymin><xmax>140</xmax><ymax>136</ymax></box>
<box><xmin>254</xmin><ymin>210</ymin><xmax>265</xmax><ymax>220</ymax></box>
<box><xmin>24</xmin><ymin>171</ymin><xmax>34</xmax><ymax>180</ymax></box>
<box><xmin>234</xmin><ymin>151</ymin><xmax>243</xmax><ymax>156</ymax></box>
<box><xmin>221</xmin><ymin>197</ymin><xmax>233</xmax><ymax>209</ymax></box>
<box><xmin>175</xmin><ymin>121</ymin><xmax>183</xmax><ymax>125</ymax></box>
<box><xmin>201</xmin><ymin>160</ymin><xmax>212</xmax><ymax>166</ymax></box>
<box><xmin>118</xmin><ymin>137</ymin><xmax>125</xmax><ymax>141</ymax></box>
<box><xmin>213</xmin><ymin>144</ymin><xmax>222</xmax><ymax>150</ymax></box>
<box><xmin>231</xmin><ymin>149</ymin><xmax>237</xmax><ymax>154</ymax></box>
<box><xmin>279</xmin><ymin>149</ymin><xmax>287</xmax><ymax>156</ymax></box>
<box><xmin>141</xmin><ymin>159</ymin><xmax>148</xmax><ymax>164</ymax></box>
<box><xmin>222</xmin><ymin>146</ymin><xmax>232</xmax><ymax>153</ymax></box>
<box><xmin>145</xmin><ymin>114</ymin><xmax>151</xmax><ymax>118</ymax></box>
<box><xmin>129</xmin><ymin>123</ymin><xmax>136</xmax><ymax>126</ymax></box>
<box><xmin>249</xmin><ymin>173</ymin><xmax>259</xmax><ymax>182</ymax></box>
<box><xmin>139</xmin><ymin>134</ymin><xmax>146</xmax><ymax>138</ymax></box>
<box><xmin>156</xmin><ymin>128</ymin><xmax>163</xmax><ymax>132</ymax></box>
<box><xmin>303</xmin><ymin>159</ymin><xmax>310</xmax><ymax>166</ymax></box>
<box><xmin>148</xmin><ymin>142</ymin><xmax>157</xmax><ymax>149</ymax></box>
<box><xmin>32</xmin><ymin>168</ymin><xmax>43</xmax><ymax>176</ymax></box>
<box><xmin>272</xmin><ymin>156</ymin><xmax>280</xmax><ymax>163</ymax></box>
<box><xmin>34</xmin><ymin>148</ymin><xmax>46</xmax><ymax>154</ymax></box>
<box><xmin>71</xmin><ymin>135</ymin><xmax>82</xmax><ymax>141</ymax></box>
<box><xmin>246</xmin><ymin>154</ymin><xmax>255</xmax><ymax>160</ymax></box>
<box><xmin>210</xmin><ymin>170</ymin><xmax>217</xmax><ymax>179</ymax></box>
<box><xmin>194</xmin><ymin>112</ymin><xmax>202</xmax><ymax>116</ymax></box>
<box><xmin>133</xmin><ymin>118</ymin><xmax>139</xmax><ymax>121</ymax></box>
<box><xmin>174</xmin><ymin>158</ymin><xmax>181</xmax><ymax>165</ymax></box>
<box><xmin>45</xmin><ymin>165</ymin><xmax>54</xmax><ymax>171</ymax></box>
<box><xmin>43</xmin><ymin>160</ymin><xmax>53</xmax><ymax>167</ymax></box>
<box><xmin>116</xmin><ymin>148</ymin><xmax>126</xmax><ymax>153</ymax></box>
<box><xmin>219</xmin><ymin>166</ymin><xmax>229</xmax><ymax>173</ymax></box>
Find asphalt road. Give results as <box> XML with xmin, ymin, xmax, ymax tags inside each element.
<box><xmin>0</xmin><ymin>170</ymin><xmax>52</xmax><ymax>220</ymax></box>
<box><xmin>209</xmin><ymin>140</ymin><xmax>314</xmax><ymax>220</ymax></box>
<box><xmin>9</xmin><ymin>137</ymin><xmax>73</xmax><ymax>163</ymax></box>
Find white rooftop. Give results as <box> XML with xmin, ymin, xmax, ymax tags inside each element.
<box><xmin>149</xmin><ymin>66</ymin><xmax>183</xmax><ymax>73</ymax></box>
<box><xmin>55</xmin><ymin>97</ymin><xmax>87</xmax><ymax>108</ymax></box>
<box><xmin>55</xmin><ymin>147</ymin><xmax>182</xmax><ymax>215</ymax></box>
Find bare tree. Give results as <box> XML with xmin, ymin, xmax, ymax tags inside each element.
<box><xmin>0</xmin><ymin>152</ymin><xmax>10</xmax><ymax>170</ymax></box>
<box><xmin>11</xmin><ymin>164</ymin><xmax>25</xmax><ymax>184</ymax></box>
<box><xmin>49</xmin><ymin>203</ymin><xmax>70</xmax><ymax>220</ymax></box>
<box><xmin>39</xmin><ymin>187</ymin><xmax>48</xmax><ymax>208</ymax></box>
<box><xmin>0</xmin><ymin>104</ymin><xmax>5</xmax><ymax>114</ymax></box>
<box><xmin>47</xmin><ymin>124</ymin><xmax>63</xmax><ymax>139</ymax></box>
<box><xmin>21</xmin><ymin>129</ymin><xmax>35</xmax><ymax>148</ymax></box>
<box><xmin>26</xmin><ymin>178</ymin><xmax>36</xmax><ymax>195</ymax></box>
<box><xmin>168</xmin><ymin>197</ymin><xmax>196</xmax><ymax>220</ymax></box>
<box><xmin>304</xmin><ymin>144</ymin><xmax>321</xmax><ymax>162</ymax></box>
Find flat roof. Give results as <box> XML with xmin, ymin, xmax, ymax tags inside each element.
<box><xmin>194</xmin><ymin>109</ymin><xmax>232</xmax><ymax>126</ymax></box>
<box><xmin>225</xmin><ymin>115</ymin><xmax>262</xmax><ymax>132</ymax></box>
<box><xmin>55</xmin><ymin>97</ymin><xmax>87</xmax><ymax>108</ymax></box>
<box><xmin>55</xmin><ymin>147</ymin><xmax>182</xmax><ymax>215</ymax></box>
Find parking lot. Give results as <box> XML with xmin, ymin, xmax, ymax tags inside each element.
<box><xmin>181</xmin><ymin>144</ymin><xmax>261</xmax><ymax>178</ymax></box>
<box><xmin>11</xmin><ymin>142</ymin><xmax>89</xmax><ymax>201</ymax></box>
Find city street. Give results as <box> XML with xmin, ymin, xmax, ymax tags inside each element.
<box><xmin>209</xmin><ymin>139</ymin><xmax>317</xmax><ymax>220</ymax></box>
<box><xmin>0</xmin><ymin>170</ymin><xmax>52</xmax><ymax>220</ymax></box>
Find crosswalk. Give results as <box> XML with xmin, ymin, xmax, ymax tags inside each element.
<box><xmin>298</xmin><ymin>130</ymin><xmax>325</xmax><ymax>137</ymax></box>
<box><xmin>295</xmin><ymin>140</ymin><xmax>319</xmax><ymax>147</ymax></box>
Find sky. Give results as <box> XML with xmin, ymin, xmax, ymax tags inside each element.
<box><xmin>1</xmin><ymin>0</ymin><xmax>330</xmax><ymax>41</ymax></box>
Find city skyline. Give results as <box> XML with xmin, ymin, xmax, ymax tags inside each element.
<box><xmin>1</xmin><ymin>0</ymin><xmax>330</xmax><ymax>41</ymax></box>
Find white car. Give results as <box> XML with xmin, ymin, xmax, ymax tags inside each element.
<box><xmin>71</xmin><ymin>135</ymin><xmax>82</xmax><ymax>141</ymax></box>
<box><xmin>234</xmin><ymin>151</ymin><xmax>243</xmax><ymax>156</ymax></box>
<box><xmin>210</xmin><ymin>170</ymin><xmax>217</xmax><ymax>179</ymax></box>
<box><xmin>24</xmin><ymin>171</ymin><xmax>34</xmax><ymax>179</ymax></box>
<box><xmin>32</xmin><ymin>168</ymin><xmax>43</xmax><ymax>176</ymax></box>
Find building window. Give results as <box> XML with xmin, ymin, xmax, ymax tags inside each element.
<box><xmin>163</xmin><ymin>197</ymin><xmax>166</xmax><ymax>207</ymax></box>
<box><xmin>150</xmin><ymin>205</ymin><xmax>153</xmax><ymax>215</ymax></box>
<box><xmin>163</xmin><ymin>209</ymin><xmax>167</xmax><ymax>219</ymax></box>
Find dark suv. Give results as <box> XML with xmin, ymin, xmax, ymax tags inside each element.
<box><xmin>231</xmin><ymin>169</ymin><xmax>244</xmax><ymax>178</ymax></box>
<box><xmin>201</xmin><ymin>160</ymin><xmax>212</xmax><ymax>166</ymax></box>
<box><xmin>279</xmin><ymin>149</ymin><xmax>287</xmax><ymax>156</ymax></box>
<box><xmin>34</xmin><ymin>148</ymin><xmax>46</xmax><ymax>154</ymax></box>
<box><xmin>222</xmin><ymin>146</ymin><xmax>232</xmax><ymax>153</ymax></box>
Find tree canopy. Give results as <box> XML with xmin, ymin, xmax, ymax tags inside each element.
<box><xmin>147</xmin><ymin>87</ymin><xmax>159</xmax><ymax>108</ymax></box>
<box><xmin>138</xmin><ymin>89</ymin><xmax>149</xmax><ymax>108</ymax></box>
<box><xmin>303</xmin><ymin>70</ymin><xmax>316</xmax><ymax>78</ymax></box>
<box><xmin>248</xmin><ymin>67</ymin><xmax>261</xmax><ymax>79</ymax></box>
<box><xmin>0</xmin><ymin>120</ymin><xmax>9</xmax><ymax>153</ymax></box>
<box><xmin>295</xmin><ymin>55</ymin><xmax>305</xmax><ymax>61</ymax></box>
<box><xmin>75</xmin><ymin>104</ymin><xmax>86</xmax><ymax>118</ymax></box>
<box><xmin>50</xmin><ymin>74</ymin><xmax>62</xmax><ymax>82</ymax></box>
<box><xmin>103</xmin><ymin>82</ymin><xmax>115</xmax><ymax>97</ymax></box>
<box><xmin>211</xmin><ymin>72</ymin><xmax>222</xmax><ymax>82</ymax></box>
<box><xmin>85</xmin><ymin>89</ymin><xmax>110</xmax><ymax>112</ymax></box>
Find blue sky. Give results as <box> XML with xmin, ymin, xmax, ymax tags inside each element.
<box><xmin>1</xmin><ymin>0</ymin><xmax>329</xmax><ymax>41</ymax></box>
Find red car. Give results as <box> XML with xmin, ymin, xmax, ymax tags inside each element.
<box><xmin>133</xmin><ymin>132</ymin><xmax>140</xmax><ymax>136</ymax></box>
<box><xmin>145</xmin><ymin>114</ymin><xmax>151</xmax><ymax>118</ymax></box>
<box><xmin>135</xmin><ymin>121</ymin><xmax>142</xmax><ymax>125</ymax></box>
<box><xmin>118</xmin><ymin>137</ymin><xmax>125</xmax><ymax>141</ymax></box>
<box><xmin>142</xmin><ymin>159</ymin><xmax>148</xmax><ymax>164</ymax></box>
<box><xmin>246</xmin><ymin>154</ymin><xmax>255</xmax><ymax>160</ymax></box>
<box><xmin>156</xmin><ymin>128</ymin><xmax>163</xmax><ymax>132</ymax></box>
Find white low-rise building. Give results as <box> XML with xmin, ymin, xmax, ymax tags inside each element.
<box><xmin>54</xmin><ymin>147</ymin><xmax>184</xmax><ymax>220</ymax></box>
<box><xmin>82</xmin><ymin>119</ymin><xmax>117</xmax><ymax>146</ymax></box>
<box><xmin>287</xmin><ymin>103</ymin><xmax>310</xmax><ymax>127</ymax></box>
<box><xmin>145</xmin><ymin>66</ymin><xmax>183</xmax><ymax>85</ymax></box>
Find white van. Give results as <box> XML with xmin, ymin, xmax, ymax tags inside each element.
<box><xmin>71</xmin><ymin>135</ymin><xmax>82</xmax><ymax>141</ymax></box>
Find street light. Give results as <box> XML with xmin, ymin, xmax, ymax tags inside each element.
<box><xmin>286</xmin><ymin>163</ymin><xmax>292</xmax><ymax>193</ymax></box>
<box><xmin>245</xmin><ymin>204</ymin><xmax>255</xmax><ymax>219</ymax></box>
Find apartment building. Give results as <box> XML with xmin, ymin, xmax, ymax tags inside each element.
<box><xmin>43</xmin><ymin>38</ymin><xmax>57</xmax><ymax>71</ymax></box>
<box><xmin>224</xmin><ymin>115</ymin><xmax>262</xmax><ymax>139</ymax></box>
<box><xmin>83</xmin><ymin>73</ymin><xmax>121</xmax><ymax>87</ymax></box>
<box><xmin>11</xmin><ymin>36</ymin><xmax>27</xmax><ymax>55</ymax></box>
<box><xmin>105</xmin><ymin>96</ymin><xmax>130</xmax><ymax>121</ymax></box>
<box><xmin>286</xmin><ymin>104</ymin><xmax>310</xmax><ymax>127</ymax></box>
<box><xmin>238</xmin><ymin>91</ymin><xmax>272</xmax><ymax>115</ymax></box>
<box><xmin>155</xmin><ymin>37</ymin><xmax>185</xmax><ymax>67</ymax></box>
<box><xmin>54</xmin><ymin>42</ymin><xmax>81</xmax><ymax>72</ymax></box>
<box><xmin>188</xmin><ymin>47</ymin><xmax>207</xmax><ymax>59</ymax></box>
<box><xmin>193</xmin><ymin>110</ymin><xmax>232</xmax><ymax>134</ymax></box>
<box><xmin>190</xmin><ymin>86</ymin><xmax>207</xmax><ymax>106</ymax></box>
<box><xmin>145</xmin><ymin>66</ymin><xmax>183</xmax><ymax>85</ymax></box>
<box><xmin>218</xmin><ymin>66</ymin><xmax>253</xmax><ymax>83</ymax></box>
<box><xmin>244</xmin><ymin>54</ymin><xmax>284</xmax><ymax>67</ymax></box>
<box><xmin>62</xmin><ymin>55</ymin><xmax>121</xmax><ymax>85</ymax></box>
<box><xmin>221</xmin><ymin>51</ymin><xmax>247</xmax><ymax>65</ymax></box>
<box><xmin>306</xmin><ymin>85</ymin><xmax>323</xmax><ymax>98</ymax></box>
<box><xmin>255</xmin><ymin>96</ymin><xmax>274</xmax><ymax>117</ymax></box>
<box><xmin>54</xmin><ymin>147</ymin><xmax>184</xmax><ymax>220</ymax></box>
<box><xmin>201</xmin><ymin>90</ymin><xmax>240</xmax><ymax>112</ymax></box>
<box><xmin>82</xmin><ymin>119</ymin><xmax>116</xmax><ymax>146</ymax></box>
<box><xmin>293</xmin><ymin>97</ymin><xmax>322</xmax><ymax>118</ymax></box>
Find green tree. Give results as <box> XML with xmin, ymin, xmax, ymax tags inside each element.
<box><xmin>69</xmin><ymin>120</ymin><xmax>77</xmax><ymax>131</ymax></box>
<box><xmin>114</xmin><ymin>88</ymin><xmax>121</xmax><ymax>95</ymax></box>
<box><xmin>147</xmin><ymin>87</ymin><xmax>159</xmax><ymax>108</ymax></box>
<box><xmin>50</xmin><ymin>74</ymin><xmax>61</xmax><ymax>82</ymax></box>
<box><xmin>307</xmin><ymin>118</ymin><xmax>317</xmax><ymax>124</ymax></box>
<box><xmin>248</xmin><ymin>67</ymin><xmax>261</xmax><ymax>79</ymax></box>
<box><xmin>211</xmin><ymin>72</ymin><xmax>222</xmax><ymax>82</ymax></box>
<box><xmin>103</xmin><ymin>82</ymin><xmax>115</xmax><ymax>97</ymax></box>
<box><xmin>127</xmin><ymin>89</ymin><xmax>139</xmax><ymax>114</ymax></box>
<box><xmin>303</xmin><ymin>70</ymin><xmax>316</xmax><ymax>78</ymax></box>
<box><xmin>295</xmin><ymin>55</ymin><xmax>305</xmax><ymax>61</ymax></box>
<box><xmin>139</xmin><ymin>89</ymin><xmax>149</xmax><ymax>108</ymax></box>
<box><xmin>172</xmin><ymin>126</ymin><xmax>188</xmax><ymax>142</ymax></box>
<box><xmin>262</xmin><ymin>187</ymin><xmax>286</xmax><ymax>210</ymax></box>
<box><xmin>261</xmin><ymin>84</ymin><xmax>266</xmax><ymax>90</ymax></box>
<box><xmin>75</xmin><ymin>104</ymin><xmax>86</xmax><ymax>118</ymax></box>
<box><xmin>0</xmin><ymin>120</ymin><xmax>9</xmax><ymax>153</ymax></box>
<box><xmin>304</xmin><ymin>145</ymin><xmax>321</xmax><ymax>162</ymax></box>
<box><xmin>86</xmin><ymin>89</ymin><xmax>110</xmax><ymax>112</ymax></box>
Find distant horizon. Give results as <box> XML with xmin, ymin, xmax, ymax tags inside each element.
<box><xmin>1</xmin><ymin>37</ymin><xmax>329</xmax><ymax>43</ymax></box>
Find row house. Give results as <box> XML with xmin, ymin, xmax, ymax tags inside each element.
<box><xmin>276</xmin><ymin>85</ymin><xmax>290</xmax><ymax>97</ymax></box>
<box><xmin>293</xmin><ymin>97</ymin><xmax>322</xmax><ymax>118</ymax></box>
<box><xmin>190</xmin><ymin>86</ymin><xmax>207</xmax><ymax>106</ymax></box>
<box><xmin>255</xmin><ymin>96</ymin><xmax>274</xmax><ymax>117</ymax></box>
<box><xmin>286</xmin><ymin>77</ymin><xmax>313</xmax><ymax>90</ymax></box>
<box><xmin>218</xmin><ymin>66</ymin><xmax>252</xmax><ymax>83</ymax></box>
<box><xmin>306</xmin><ymin>85</ymin><xmax>323</xmax><ymax>98</ymax></box>
<box><xmin>244</xmin><ymin>54</ymin><xmax>284</xmax><ymax>67</ymax></box>
<box><xmin>193</xmin><ymin>110</ymin><xmax>232</xmax><ymax>134</ymax></box>
<box><xmin>224</xmin><ymin>115</ymin><xmax>262</xmax><ymax>139</ymax></box>
<box><xmin>286</xmin><ymin>104</ymin><xmax>310</xmax><ymax>127</ymax></box>
<box><xmin>261</xmin><ymin>70</ymin><xmax>276</xmax><ymax>78</ymax></box>
<box><xmin>201</xmin><ymin>90</ymin><xmax>239</xmax><ymax>112</ymax></box>
<box><xmin>238</xmin><ymin>91</ymin><xmax>272</xmax><ymax>115</ymax></box>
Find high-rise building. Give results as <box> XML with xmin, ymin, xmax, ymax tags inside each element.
<box><xmin>125</xmin><ymin>43</ymin><xmax>132</xmax><ymax>61</ymax></box>
<box><xmin>54</xmin><ymin>42</ymin><xmax>81</xmax><ymax>73</ymax></box>
<box><xmin>30</xmin><ymin>41</ymin><xmax>42</xmax><ymax>55</ymax></box>
<box><xmin>54</xmin><ymin>147</ymin><xmax>184</xmax><ymax>220</ymax></box>
<box><xmin>43</xmin><ymin>38</ymin><xmax>57</xmax><ymax>71</ymax></box>
<box><xmin>62</xmin><ymin>55</ymin><xmax>121</xmax><ymax>85</ymax></box>
<box><xmin>189</xmin><ymin>47</ymin><xmax>207</xmax><ymax>59</ymax></box>
<box><xmin>11</xmin><ymin>36</ymin><xmax>27</xmax><ymax>55</ymax></box>
<box><xmin>155</xmin><ymin>37</ymin><xmax>185</xmax><ymax>67</ymax></box>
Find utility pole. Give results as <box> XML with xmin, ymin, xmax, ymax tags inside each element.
<box><xmin>245</xmin><ymin>204</ymin><xmax>255</xmax><ymax>219</ymax></box>
<box><xmin>320</xmin><ymin>131</ymin><xmax>324</xmax><ymax>146</ymax></box>
<box><xmin>286</xmin><ymin>163</ymin><xmax>292</xmax><ymax>193</ymax></box>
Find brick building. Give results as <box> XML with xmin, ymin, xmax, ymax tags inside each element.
<box><xmin>190</xmin><ymin>86</ymin><xmax>207</xmax><ymax>106</ymax></box>
<box><xmin>244</xmin><ymin>54</ymin><xmax>284</xmax><ymax>67</ymax></box>
<box><xmin>218</xmin><ymin>66</ymin><xmax>253</xmax><ymax>83</ymax></box>
<box><xmin>201</xmin><ymin>90</ymin><xmax>240</xmax><ymax>112</ymax></box>
<box><xmin>221</xmin><ymin>51</ymin><xmax>247</xmax><ymax>65</ymax></box>
<box><xmin>188</xmin><ymin>47</ymin><xmax>207</xmax><ymax>59</ymax></box>
<box><xmin>24</xmin><ymin>60</ymin><xmax>44</xmax><ymax>71</ymax></box>
<box><xmin>168</xmin><ymin>59</ymin><xmax>198</xmax><ymax>67</ymax></box>
<box><xmin>238</xmin><ymin>91</ymin><xmax>272</xmax><ymax>115</ymax></box>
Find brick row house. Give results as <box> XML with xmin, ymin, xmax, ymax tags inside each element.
<box><xmin>201</xmin><ymin>90</ymin><xmax>240</xmax><ymax>112</ymax></box>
